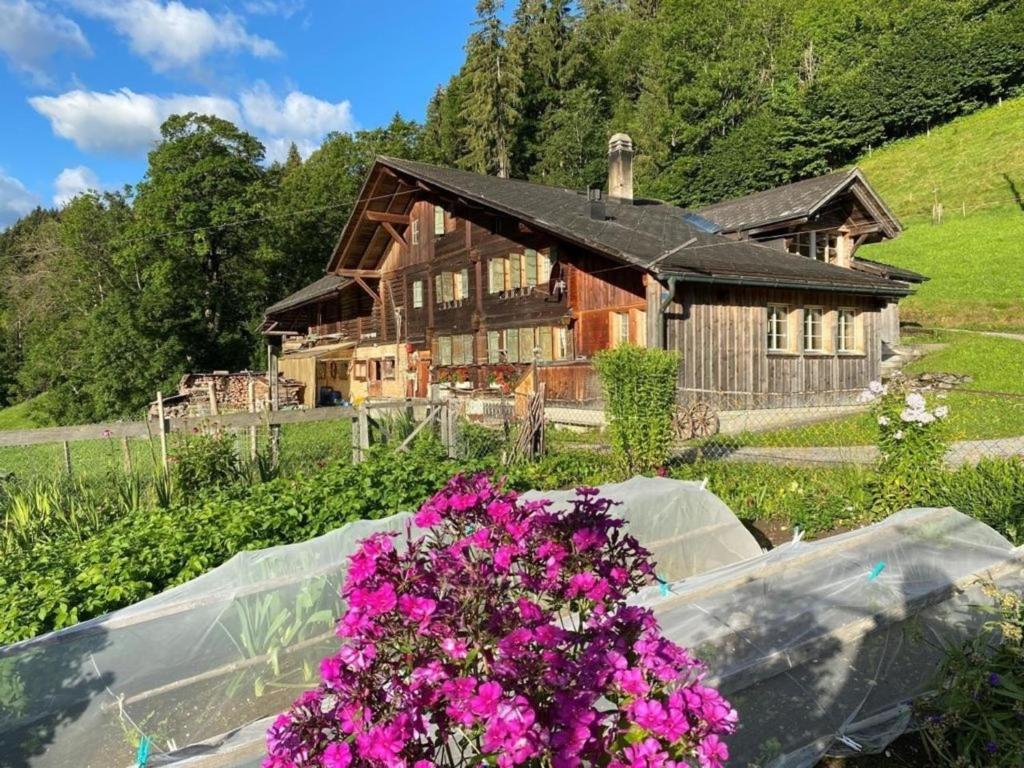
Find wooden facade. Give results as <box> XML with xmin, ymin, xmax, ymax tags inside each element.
<box><xmin>267</xmin><ymin>153</ymin><xmax>915</xmax><ymax>410</ymax></box>
<box><xmin>667</xmin><ymin>285</ymin><xmax>883</xmax><ymax>409</ymax></box>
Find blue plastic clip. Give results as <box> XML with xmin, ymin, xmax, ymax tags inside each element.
<box><xmin>136</xmin><ymin>736</ymin><xmax>151</xmax><ymax>768</ymax></box>
<box><xmin>867</xmin><ymin>562</ymin><xmax>886</xmax><ymax>581</ymax></box>
<box><xmin>656</xmin><ymin>575</ymin><xmax>669</xmax><ymax>597</ymax></box>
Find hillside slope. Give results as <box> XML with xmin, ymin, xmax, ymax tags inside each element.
<box><xmin>857</xmin><ymin>98</ymin><xmax>1024</xmax><ymax>331</ymax></box>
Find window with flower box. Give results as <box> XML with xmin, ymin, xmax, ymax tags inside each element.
<box><xmin>486</xmin><ymin>326</ymin><xmax>571</xmax><ymax>363</ymax></box>
<box><xmin>435</xmin><ymin>334</ymin><xmax>475</xmax><ymax>366</ymax></box>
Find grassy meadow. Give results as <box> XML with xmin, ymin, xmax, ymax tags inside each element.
<box><xmin>856</xmin><ymin>97</ymin><xmax>1024</xmax><ymax>331</ymax></box>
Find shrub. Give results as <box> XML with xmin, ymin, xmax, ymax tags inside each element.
<box><xmin>173</xmin><ymin>432</ymin><xmax>244</xmax><ymax>495</ymax></box>
<box><xmin>594</xmin><ymin>345</ymin><xmax>680</xmax><ymax>475</ymax></box>
<box><xmin>918</xmin><ymin>582</ymin><xmax>1024</xmax><ymax>766</ymax></box>
<box><xmin>264</xmin><ymin>474</ymin><xmax>737</xmax><ymax>768</ymax></box>
<box><xmin>505</xmin><ymin>447</ymin><xmax>615</xmax><ymax>491</ymax></box>
<box><xmin>860</xmin><ymin>378</ymin><xmax>950</xmax><ymax>516</ymax></box>
<box><xmin>930</xmin><ymin>458</ymin><xmax>1024</xmax><ymax>545</ymax></box>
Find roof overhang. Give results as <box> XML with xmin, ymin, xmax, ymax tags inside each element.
<box><xmin>659</xmin><ymin>268</ymin><xmax>914</xmax><ymax>298</ymax></box>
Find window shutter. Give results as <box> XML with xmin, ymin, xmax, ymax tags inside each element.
<box><xmin>506</xmin><ymin>329</ymin><xmax>519</xmax><ymax>362</ymax></box>
<box><xmin>538</xmin><ymin>251</ymin><xmax>552</xmax><ymax>285</ymax></box>
<box><xmin>538</xmin><ymin>326</ymin><xmax>553</xmax><ymax>360</ymax></box>
<box><xmin>510</xmin><ymin>253</ymin><xmax>521</xmax><ymax>289</ymax></box>
<box><xmin>460</xmin><ymin>268</ymin><xmax>470</xmax><ymax>300</ymax></box>
<box><xmin>434</xmin><ymin>274</ymin><xmax>442</xmax><ymax>304</ymax></box>
<box><xmin>487</xmin><ymin>331</ymin><xmax>500</xmax><ymax>363</ymax></box>
<box><xmin>434</xmin><ymin>205</ymin><xmax>445</xmax><ymax>236</ymax></box>
<box><xmin>488</xmin><ymin>258</ymin><xmax>501</xmax><ymax>293</ymax></box>
<box><xmin>519</xmin><ymin>326</ymin><xmax>534</xmax><ymax>361</ymax></box>
<box><xmin>525</xmin><ymin>249</ymin><xmax>537</xmax><ymax>287</ymax></box>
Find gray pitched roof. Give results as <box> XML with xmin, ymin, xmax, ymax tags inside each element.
<box><xmin>697</xmin><ymin>170</ymin><xmax>857</xmax><ymax>232</ymax></box>
<box><xmin>852</xmin><ymin>256</ymin><xmax>927</xmax><ymax>284</ymax></box>
<box><xmin>266</xmin><ymin>274</ymin><xmax>350</xmax><ymax>315</ymax></box>
<box><xmin>378</xmin><ymin>157</ymin><xmax>910</xmax><ymax>296</ymax></box>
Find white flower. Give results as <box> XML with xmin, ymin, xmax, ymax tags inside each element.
<box><xmin>893</xmin><ymin>430</ymin><xmax>904</xmax><ymax>440</ymax></box>
<box><xmin>868</xmin><ymin>380</ymin><xmax>886</xmax><ymax>395</ymax></box>
<box><xmin>905</xmin><ymin>392</ymin><xmax>926</xmax><ymax>411</ymax></box>
<box><xmin>935</xmin><ymin>405</ymin><xmax>949</xmax><ymax>419</ymax></box>
<box><xmin>857</xmin><ymin>390</ymin><xmax>875</xmax><ymax>404</ymax></box>
<box><xmin>900</xmin><ymin>408</ymin><xmax>921</xmax><ymax>423</ymax></box>
<box><xmin>917</xmin><ymin>411</ymin><xmax>936</xmax><ymax>425</ymax></box>
<box><xmin>878</xmin><ymin>415</ymin><xmax>891</xmax><ymax>426</ymax></box>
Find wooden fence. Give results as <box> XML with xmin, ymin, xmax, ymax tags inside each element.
<box><xmin>0</xmin><ymin>397</ymin><xmax>462</xmax><ymax>473</ymax></box>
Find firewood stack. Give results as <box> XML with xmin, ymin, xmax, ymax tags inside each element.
<box><xmin>150</xmin><ymin>371</ymin><xmax>304</xmax><ymax>418</ymax></box>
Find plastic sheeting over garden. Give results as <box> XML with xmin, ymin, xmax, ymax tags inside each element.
<box><xmin>1</xmin><ymin>480</ymin><xmax>1021</xmax><ymax>768</ymax></box>
<box><xmin>0</xmin><ymin>477</ymin><xmax>758</xmax><ymax>768</ymax></box>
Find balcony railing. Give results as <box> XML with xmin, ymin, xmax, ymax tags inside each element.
<box><xmin>309</xmin><ymin>316</ymin><xmax>379</xmax><ymax>341</ymax></box>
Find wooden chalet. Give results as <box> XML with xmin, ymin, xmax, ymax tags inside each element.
<box><xmin>263</xmin><ymin>135</ymin><xmax>922</xmax><ymax>409</ymax></box>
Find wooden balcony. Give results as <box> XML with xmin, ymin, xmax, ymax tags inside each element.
<box><xmin>309</xmin><ymin>316</ymin><xmax>379</xmax><ymax>342</ymax></box>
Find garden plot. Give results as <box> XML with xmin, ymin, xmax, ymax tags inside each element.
<box><xmin>0</xmin><ymin>478</ymin><xmax>757</xmax><ymax>768</ymax></box>
<box><xmin>2</xmin><ymin>483</ymin><xmax>1019</xmax><ymax>768</ymax></box>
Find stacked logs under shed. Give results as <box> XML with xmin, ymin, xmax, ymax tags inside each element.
<box><xmin>150</xmin><ymin>372</ymin><xmax>304</xmax><ymax>418</ymax></box>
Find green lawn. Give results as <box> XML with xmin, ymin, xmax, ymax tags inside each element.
<box><xmin>857</xmin><ymin>97</ymin><xmax>1024</xmax><ymax>222</ymax></box>
<box><xmin>722</xmin><ymin>331</ymin><xmax>1024</xmax><ymax>447</ymax></box>
<box><xmin>852</xmin><ymin>97</ymin><xmax>1024</xmax><ymax>332</ymax></box>
<box><xmin>0</xmin><ymin>395</ymin><xmax>55</xmax><ymax>431</ymax></box>
<box><xmin>858</xmin><ymin>208</ymin><xmax>1024</xmax><ymax>331</ymax></box>
<box><xmin>0</xmin><ymin>417</ymin><xmax>353</xmax><ymax>485</ymax></box>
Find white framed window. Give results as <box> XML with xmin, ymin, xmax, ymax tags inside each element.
<box><xmin>433</xmin><ymin>205</ymin><xmax>445</xmax><ymax>236</ymax></box>
<box><xmin>411</xmin><ymin>280</ymin><xmax>424</xmax><ymax>309</ymax></box>
<box><xmin>803</xmin><ymin>307</ymin><xmax>824</xmax><ymax>352</ymax></box>
<box><xmin>767</xmin><ymin>304</ymin><xmax>790</xmax><ymax>352</ymax></box>
<box><xmin>837</xmin><ymin>308</ymin><xmax>857</xmax><ymax>353</ymax></box>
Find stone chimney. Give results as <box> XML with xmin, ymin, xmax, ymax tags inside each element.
<box><xmin>607</xmin><ymin>133</ymin><xmax>634</xmax><ymax>202</ymax></box>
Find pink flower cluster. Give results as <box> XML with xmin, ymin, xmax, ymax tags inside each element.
<box><xmin>264</xmin><ymin>474</ymin><xmax>736</xmax><ymax>768</ymax></box>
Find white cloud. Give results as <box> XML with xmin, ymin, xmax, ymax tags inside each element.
<box><xmin>243</xmin><ymin>0</ymin><xmax>304</xmax><ymax>17</ymax></box>
<box><xmin>0</xmin><ymin>0</ymin><xmax>91</xmax><ymax>83</ymax></box>
<box><xmin>69</xmin><ymin>0</ymin><xmax>279</xmax><ymax>72</ymax></box>
<box><xmin>29</xmin><ymin>88</ymin><xmax>242</xmax><ymax>154</ymax></box>
<box><xmin>31</xmin><ymin>86</ymin><xmax>356</xmax><ymax>158</ymax></box>
<box><xmin>263</xmin><ymin>137</ymin><xmax>317</xmax><ymax>164</ymax></box>
<box><xmin>0</xmin><ymin>169</ymin><xmax>40</xmax><ymax>229</ymax></box>
<box><xmin>53</xmin><ymin>165</ymin><xmax>100</xmax><ymax>206</ymax></box>
<box><xmin>240</xmin><ymin>84</ymin><xmax>355</xmax><ymax>140</ymax></box>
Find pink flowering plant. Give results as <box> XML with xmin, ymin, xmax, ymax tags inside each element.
<box><xmin>264</xmin><ymin>474</ymin><xmax>736</xmax><ymax>768</ymax></box>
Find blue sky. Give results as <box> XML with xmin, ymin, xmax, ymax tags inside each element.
<box><xmin>0</xmin><ymin>0</ymin><xmax>488</xmax><ymax>227</ymax></box>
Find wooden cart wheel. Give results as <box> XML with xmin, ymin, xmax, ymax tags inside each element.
<box><xmin>672</xmin><ymin>405</ymin><xmax>695</xmax><ymax>440</ymax></box>
<box><xmin>689</xmin><ymin>401</ymin><xmax>720</xmax><ymax>438</ymax></box>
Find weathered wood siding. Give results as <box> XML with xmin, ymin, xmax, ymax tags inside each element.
<box><xmin>667</xmin><ymin>284</ymin><xmax>883</xmax><ymax>408</ymax></box>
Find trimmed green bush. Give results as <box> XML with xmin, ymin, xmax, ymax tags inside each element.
<box><xmin>594</xmin><ymin>345</ymin><xmax>680</xmax><ymax>475</ymax></box>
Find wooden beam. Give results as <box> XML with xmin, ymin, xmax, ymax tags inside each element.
<box><xmin>381</xmin><ymin>221</ymin><xmax>408</xmax><ymax>250</ymax></box>
<box><xmin>365</xmin><ymin>211</ymin><xmax>412</xmax><ymax>225</ymax></box>
<box><xmin>337</xmin><ymin>268</ymin><xmax>382</xmax><ymax>278</ymax></box>
<box><xmin>354</xmin><ymin>276</ymin><xmax>382</xmax><ymax>304</ymax></box>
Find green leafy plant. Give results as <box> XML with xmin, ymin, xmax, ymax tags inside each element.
<box><xmin>219</xmin><ymin>578</ymin><xmax>336</xmax><ymax>698</ymax></box>
<box><xmin>918</xmin><ymin>581</ymin><xmax>1024</xmax><ymax>766</ymax></box>
<box><xmin>172</xmin><ymin>431</ymin><xmax>244</xmax><ymax>496</ymax></box>
<box><xmin>594</xmin><ymin>345</ymin><xmax>680</xmax><ymax>475</ymax></box>
<box><xmin>862</xmin><ymin>377</ymin><xmax>950</xmax><ymax>517</ymax></box>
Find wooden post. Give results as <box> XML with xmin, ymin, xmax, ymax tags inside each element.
<box><xmin>268</xmin><ymin>344</ymin><xmax>281</xmax><ymax>468</ymax></box>
<box><xmin>62</xmin><ymin>441</ymin><xmax>72</xmax><ymax>475</ymax></box>
<box><xmin>156</xmin><ymin>390</ymin><xmax>169</xmax><ymax>471</ymax></box>
<box><xmin>247</xmin><ymin>379</ymin><xmax>258</xmax><ymax>460</ymax></box>
<box><xmin>358</xmin><ymin>405</ymin><xmax>370</xmax><ymax>455</ymax></box>
<box><xmin>121</xmin><ymin>436</ymin><xmax>133</xmax><ymax>474</ymax></box>
<box><xmin>351</xmin><ymin>412</ymin><xmax>361</xmax><ymax>464</ymax></box>
<box><xmin>206</xmin><ymin>381</ymin><xmax>219</xmax><ymax>417</ymax></box>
